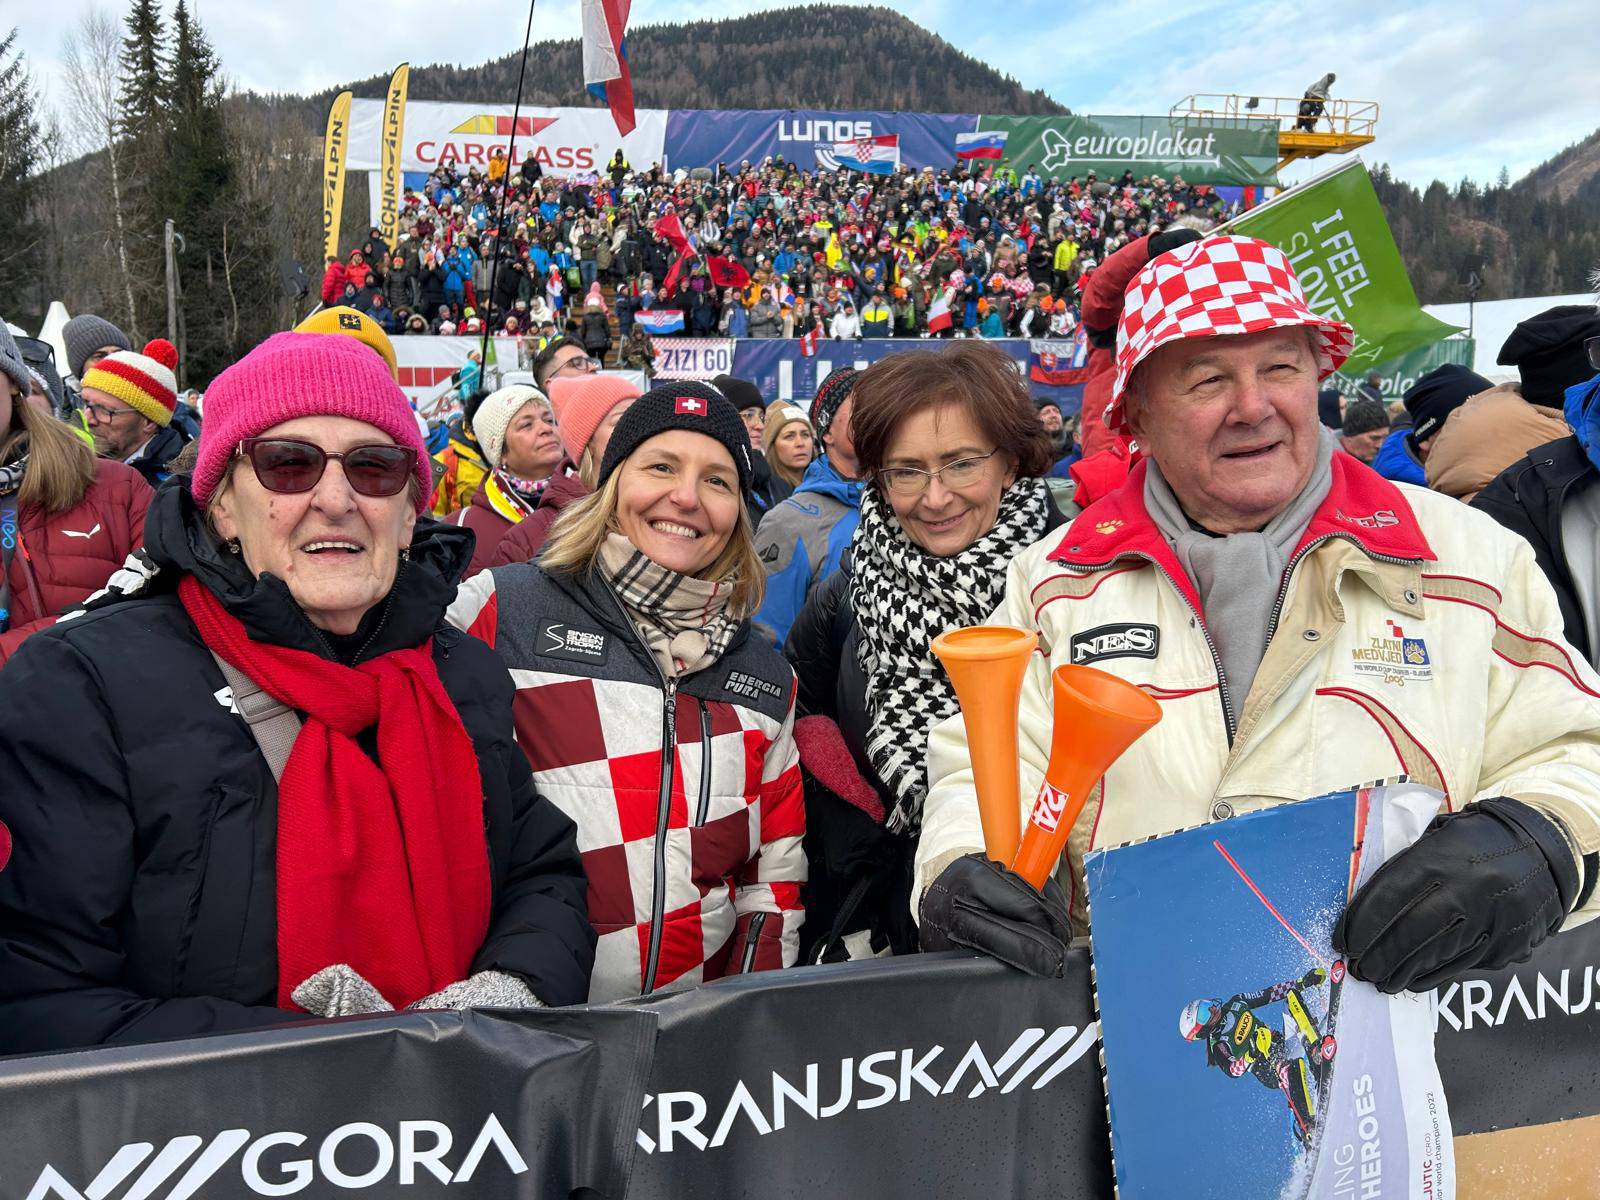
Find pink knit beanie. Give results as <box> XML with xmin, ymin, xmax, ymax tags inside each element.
<box><xmin>547</xmin><ymin>374</ymin><xmax>642</xmax><ymax>465</ymax></box>
<box><xmin>191</xmin><ymin>331</ymin><xmax>432</xmax><ymax>513</ymax></box>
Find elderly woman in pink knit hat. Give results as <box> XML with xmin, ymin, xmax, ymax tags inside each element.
<box><xmin>489</xmin><ymin>372</ymin><xmax>641</xmax><ymax>567</ymax></box>
<box><xmin>0</xmin><ymin>330</ymin><xmax>593</xmax><ymax>1055</ymax></box>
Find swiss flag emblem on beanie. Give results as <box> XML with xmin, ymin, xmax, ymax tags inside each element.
<box><xmin>675</xmin><ymin>395</ymin><xmax>706</xmax><ymax>416</ymax></box>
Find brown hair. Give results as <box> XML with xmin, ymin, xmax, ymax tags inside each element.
<box><xmin>0</xmin><ymin>395</ymin><xmax>96</xmax><ymax>514</ymax></box>
<box><xmin>849</xmin><ymin>340</ymin><xmax>1054</xmax><ymax>484</ymax></box>
<box><xmin>761</xmin><ymin>400</ymin><xmax>814</xmax><ymax>489</ymax></box>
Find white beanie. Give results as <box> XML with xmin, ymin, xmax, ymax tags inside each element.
<box><xmin>472</xmin><ymin>384</ymin><xmax>548</xmax><ymax>469</ymax></box>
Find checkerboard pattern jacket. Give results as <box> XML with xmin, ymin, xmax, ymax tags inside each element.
<box><xmin>448</xmin><ymin>560</ymin><xmax>805</xmax><ymax>1002</ymax></box>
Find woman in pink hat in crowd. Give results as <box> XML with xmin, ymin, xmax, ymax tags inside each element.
<box><xmin>449</xmin><ymin>384</ymin><xmax>566</xmax><ymax>578</ymax></box>
<box><xmin>489</xmin><ymin>373</ymin><xmax>641</xmax><ymax>567</ymax></box>
<box><xmin>0</xmin><ymin>330</ymin><xmax>593</xmax><ymax>1055</ymax></box>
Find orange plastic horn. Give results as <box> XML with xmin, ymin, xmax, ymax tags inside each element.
<box><xmin>931</xmin><ymin>625</ymin><xmax>1037</xmax><ymax>864</ymax></box>
<box><xmin>1011</xmin><ymin>665</ymin><xmax>1163</xmax><ymax>890</ymax></box>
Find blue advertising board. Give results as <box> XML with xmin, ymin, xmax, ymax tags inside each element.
<box><xmin>664</xmin><ymin>109</ymin><xmax>979</xmax><ymax>173</ymax></box>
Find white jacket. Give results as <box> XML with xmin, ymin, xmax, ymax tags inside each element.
<box><xmin>916</xmin><ymin>454</ymin><xmax>1600</xmax><ymax>928</ymax></box>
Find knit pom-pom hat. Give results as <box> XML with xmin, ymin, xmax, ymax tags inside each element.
<box><xmin>191</xmin><ymin>331</ymin><xmax>430</xmax><ymax>512</ymax></box>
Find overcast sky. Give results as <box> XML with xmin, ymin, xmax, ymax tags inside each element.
<box><xmin>15</xmin><ymin>0</ymin><xmax>1598</xmax><ymax>187</ymax></box>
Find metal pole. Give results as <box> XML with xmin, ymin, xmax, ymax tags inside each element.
<box><xmin>164</xmin><ymin>219</ymin><xmax>178</xmax><ymax>347</ymax></box>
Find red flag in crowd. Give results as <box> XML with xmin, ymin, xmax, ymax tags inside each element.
<box><xmin>653</xmin><ymin>210</ymin><xmax>691</xmax><ymax>255</ymax></box>
<box><xmin>706</xmin><ymin>256</ymin><xmax>751</xmax><ymax>289</ymax></box>
<box><xmin>661</xmin><ymin>254</ymin><xmax>689</xmax><ymax>299</ymax></box>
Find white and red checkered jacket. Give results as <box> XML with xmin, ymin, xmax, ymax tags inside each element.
<box><xmin>448</xmin><ymin>561</ymin><xmax>805</xmax><ymax>1002</ymax></box>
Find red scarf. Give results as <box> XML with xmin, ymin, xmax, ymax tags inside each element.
<box><xmin>179</xmin><ymin>576</ymin><xmax>491</xmax><ymax>1009</ymax></box>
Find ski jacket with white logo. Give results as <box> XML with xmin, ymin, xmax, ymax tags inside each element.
<box><xmin>448</xmin><ymin>561</ymin><xmax>806</xmax><ymax>1002</ymax></box>
<box><xmin>916</xmin><ymin>453</ymin><xmax>1600</xmax><ymax>930</ymax></box>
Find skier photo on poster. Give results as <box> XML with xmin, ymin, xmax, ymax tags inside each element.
<box><xmin>1085</xmin><ymin>782</ymin><xmax>1455</xmax><ymax>1200</ymax></box>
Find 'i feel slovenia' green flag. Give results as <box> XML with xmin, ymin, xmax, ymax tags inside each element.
<box><xmin>1229</xmin><ymin>158</ymin><xmax>1461</xmax><ymax>374</ymax></box>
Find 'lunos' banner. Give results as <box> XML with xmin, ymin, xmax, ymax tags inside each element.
<box><xmin>974</xmin><ymin>114</ymin><xmax>1282</xmax><ymax>186</ymax></box>
<box><xmin>663</xmin><ymin>109</ymin><xmax>977</xmax><ymax>172</ymax></box>
<box><xmin>347</xmin><ymin>100</ymin><xmax>670</xmax><ymax>176</ymax></box>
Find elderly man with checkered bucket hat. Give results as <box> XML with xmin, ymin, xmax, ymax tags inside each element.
<box><xmin>916</xmin><ymin>234</ymin><xmax>1600</xmax><ymax>994</ymax></box>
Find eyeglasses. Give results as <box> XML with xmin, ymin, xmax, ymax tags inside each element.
<box><xmin>1587</xmin><ymin>334</ymin><xmax>1600</xmax><ymax>373</ymax></box>
<box><xmin>236</xmin><ymin>438</ymin><xmax>416</xmax><ymax>498</ymax></box>
<box><xmin>551</xmin><ymin>354</ymin><xmax>599</xmax><ymax>375</ymax></box>
<box><xmin>878</xmin><ymin>449</ymin><xmax>1001</xmax><ymax>497</ymax></box>
<box><xmin>84</xmin><ymin>400</ymin><xmax>143</xmax><ymax>423</ymax></box>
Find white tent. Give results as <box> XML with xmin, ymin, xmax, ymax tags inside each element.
<box><xmin>37</xmin><ymin>302</ymin><xmax>73</xmax><ymax>382</ymax></box>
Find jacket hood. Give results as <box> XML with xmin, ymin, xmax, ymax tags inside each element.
<box><xmin>793</xmin><ymin>455</ymin><xmax>864</xmax><ymax>507</ymax></box>
<box><xmin>536</xmin><ymin>470</ymin><xmax>592</xmax><ymax>512</ymax></box>
<box><xmin>1563</xmin><ymin>375</ymin><xmax>1600</xmax><ymax>474</ymax></box>
<box><xmin>141</xmin><ymin>477</ymin><xmax>474</xmax><ymax>661</ymax></box>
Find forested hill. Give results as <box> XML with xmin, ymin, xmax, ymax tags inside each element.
<box><xmin>275</xmin><ymin>6</ymin><xmax>1067</xmax><ymax>119</ymax></box>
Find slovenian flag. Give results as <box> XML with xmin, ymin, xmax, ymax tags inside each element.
<box><xmin>955</xmin><ymin>130</ymin><xmax>1009</xmax><ymax>161</ymax></box>
<box><xmin>582</xmin><ymin>0</ymin><xmax>635</xmax><ymax>136</ymax></box>
<box><xmin>833</xmin><ymin>134</ymin><xmax>900</xmax><ymax>176</ymax></box>
<box><xmin>635</xmin><ymin>310</ymin><xmax>685</xmax><ymax>335</ymax></box>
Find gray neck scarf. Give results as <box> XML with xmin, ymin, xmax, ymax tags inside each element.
<box><xmin>1144</xmin><ymin>429</ymin><xmax>1335</xmax><ymax>725</ymax></box>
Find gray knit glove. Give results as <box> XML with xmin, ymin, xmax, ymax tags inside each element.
<box><xmin>405</xmin><ymin>970</ymin><xmax>544</xmax><ymax>1011</ymax></box>
<box><xmin>291</xmin><ymin>964</ymin><xmax>395</xmax><ymax>1017</ymax></box>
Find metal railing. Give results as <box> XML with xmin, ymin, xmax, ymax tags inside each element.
<box><xmin>1170</xmin><ymin>94</ymin><xmax>1379</xmax><ymax>140</ymax></box>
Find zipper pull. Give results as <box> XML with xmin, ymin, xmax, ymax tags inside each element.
<box><xmin>664</xmin><ymin>677</ymin><xmax>677</xmax><ymax>720</ymax></box>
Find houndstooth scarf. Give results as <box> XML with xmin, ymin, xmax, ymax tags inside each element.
<box><xmin>853</xmin><ymin>477</ymin><xmax>1052</xmax><ymax>832</ymax></box>
<box><xmin>598</xmin><ymin>533</ymin><xmax>741</xmax><ymax>679</ymax></box>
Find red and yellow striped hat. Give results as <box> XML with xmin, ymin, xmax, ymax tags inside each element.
<box><xmin>80</xmin><ymin>338</ymin><xmax>180</xmax><ymax>427</ymax></box>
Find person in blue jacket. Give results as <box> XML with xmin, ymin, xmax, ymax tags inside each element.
<box><xmin>753</xmin><ymin>368</ymin><xmax>863</xmax><ymax>644</ymax></box>
<box><xmin>1371</xmin><ymin>363</ymin><xmax>1492</xmax><ymax>485</ymax></box>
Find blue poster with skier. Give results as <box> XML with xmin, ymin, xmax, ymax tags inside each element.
<box><xmin>1085</xmin><ymin>783</ymin><xmax>1456</xmax><ymax>1199</ymax></box>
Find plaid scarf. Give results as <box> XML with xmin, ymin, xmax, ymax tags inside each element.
<box><xmin>597</xmin><ymin>533</ymin><xmax>741</xmax><ymax>678</ymax></box>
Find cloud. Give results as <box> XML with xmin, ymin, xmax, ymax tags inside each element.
<box><xmin>17</xmin><ymin>0</ymin><xmax>1599</xmax><ymax>187</ymax></box>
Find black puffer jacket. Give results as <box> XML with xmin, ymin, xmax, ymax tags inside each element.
<box><xmin>1473</xmin><ymin>434</ymin><xmax>1597</xmax><ymax>664</ymax></box>
<box><xmin>0</xmin><ymin>483</ymin><xmax>594</xmax><ymax>1055</ymax></box>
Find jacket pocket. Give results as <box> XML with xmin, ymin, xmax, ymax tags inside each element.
<box><xmin>177</xmin><ymin>785</ymin><xmax>265</xmax><ymax>1000</ymax></box>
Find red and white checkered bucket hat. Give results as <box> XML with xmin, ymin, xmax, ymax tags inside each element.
<box><xmin>1108</xmin><ymin>235</ymin><xmax>1354</xmax><ymax>434</ymax></box>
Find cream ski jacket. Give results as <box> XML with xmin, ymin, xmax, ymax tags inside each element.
<box><xmin>916</xmin><ymin>453</ymin><xmax>1600</xmax><ymax>930</ymax></box>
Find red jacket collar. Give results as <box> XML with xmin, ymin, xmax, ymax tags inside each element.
<box><xmin>1046</xmin><ymin>452</ymin><xmax>1436</xmax><ymax>603</ymax></box>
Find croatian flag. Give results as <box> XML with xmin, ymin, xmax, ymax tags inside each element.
<box><xmin>954</xmin><ymin>130</ymin><xmax>1009</xmax><ymax>161</ymax></box>
<box><xmin>833</xmin><ymin>134</ymin><xmax>900</xmax><ymax>176</ymax></box>
<box><xmin>635</xmin><ymin>310</ymin><xmax>685</xmax><ymax>335</ymax></box>
<box><xmin>582</xmin><ymin>0</ymin><xmax>635</xmax><ymax>136</ymax></box>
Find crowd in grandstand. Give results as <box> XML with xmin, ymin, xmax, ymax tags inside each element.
<box><xmin>4</xmin><ymin>205</ymin><xmax>1600</xmax><ymax>1059</ymax></box>
<box><xmin>320</xmin><ymin>153</ymin><xmax>1229</xmax><ymax>365</ymax></box>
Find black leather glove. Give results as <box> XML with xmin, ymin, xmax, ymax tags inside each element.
<box><xmin>919</xmin><ymin>852</ymin><xmax>1071</xmax><ymax>978</ymax></box>
<box><xmin>1145</xmin><ymin>227</ymin><xmax>1203</xmax><ymax>262</ymax></box>
<box><xmin>1334</xmin><ymin>796</ymin><xmax>1581</xmax><ymax>994</ymax></box>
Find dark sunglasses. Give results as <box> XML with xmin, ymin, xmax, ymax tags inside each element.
<box><xmin>237</xmin><ymin>438</ymin><xmax>415</xmax><ymax>498</ymax></box>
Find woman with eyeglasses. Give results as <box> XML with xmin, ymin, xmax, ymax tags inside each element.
<box><xmin>0</xmin><ymin>323</ymin><xmax>151</xmax><ymax>667</ymax></box>
<box><xmin>0</xmin><ymin>331</ymin><xmax>593</xmax><ymax>1054</ymax></box>
<box><xmin>783</xmin><ymin>340</ymin><xmax>1066</xmax><ymax>963</ymax></box>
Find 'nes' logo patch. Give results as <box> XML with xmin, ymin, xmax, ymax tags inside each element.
<box><xmin>540</xmin><ymin>622</ymin><xmax>609</xmax><ymax>665</ymax></box>
<box><xmin>1069</xmin><ymin>623</ymin><xmax>1160</xmax><ymax>666</ymax></box>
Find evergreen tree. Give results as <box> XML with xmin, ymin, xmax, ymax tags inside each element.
<box><xmin>116</xmin><ymin>0</ymin><xmax>170</xmax><ymax>339</ymax></box>
<box><xmin>0</xmin><ymin>29</ymin><xmax>46</xmax><ymax>323</ymax></box>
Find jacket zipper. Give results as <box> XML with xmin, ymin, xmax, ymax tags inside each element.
<box><xmin>694</xmin><ymin>700</ymin><xmax>713</xmax><ymax>826</ymax></box>
<box><xmin>1069</xmin><ymin>553</ymin><xmax>1237</xmax><ymax>744</ymax></box>
<box><xmin>740</xmin><ymin>912</ymin><xmax>768</xmax><ymax>973</ymax></box>
<box><xmin>1263</xmin><ymin>533</ymin><xmax>1423</xmax><ymax>648</ymax></box>
<box><xmin>596</xmin><ymin>578</ymin><xmax>680</xmax><ymax>995</ymax></box>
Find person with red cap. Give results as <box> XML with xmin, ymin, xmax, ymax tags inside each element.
<box><xmin>916</xmin><ymin>234</ymin><xmax>1600</xmax><ymax>998</ymax></box>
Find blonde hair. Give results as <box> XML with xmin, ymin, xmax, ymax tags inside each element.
<box><xmin>1</xmin><ymin>396</ymin><xmax>96</xmax><ymax>513</ymax></box>
<box><xmin>540</xmin><ymin>467</ymin><xmax>766</xmax><ymax>619</ymax></box>
<box><xmin>577</xmin><ymin>445</ymin><xmax>600</xmax><ymax>489</ymax></box>
<box><xmin>762</xmin><ymin>401</ymin><xmax>814</xmax><ymax>489</ymax></box>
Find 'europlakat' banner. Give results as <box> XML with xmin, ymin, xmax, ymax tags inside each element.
<box><xmin>973</xmin><ymin>114</ymin><xmax>1282</xmax><ymax>186</ymax></box>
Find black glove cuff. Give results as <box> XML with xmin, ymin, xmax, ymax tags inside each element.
<box><xmin>1483</xmin><ymin>796</ymin><xmax>1582</xmax><ymax>915</ymax></box>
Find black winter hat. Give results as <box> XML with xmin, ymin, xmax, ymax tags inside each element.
<box><xmin>598</xmin><ymin>380</ymin><xmax>753</xmax><ymax>494</ymax></box>
<box><xmin>1341</xmin><ymin>398</ymin><xmax>1389</xmax><ymax>439</ymax></box>
<box><xmin>810</xmin><ymin>366</ymin><xmax>859</xmax><ymax>444</ymax></box>
<box><xmin>1317</xmin><ymin>388</ymin><xmax>1343</xmax><ymax>430</ymax></box>
<box><xmin>62</xmin><ymin>313</ymin><xmax>131</xmax><ymax>379</ymax></box>
<box><xmin>1497</xmin><ymin>305</ymin><xmax>1600</xmax><ymax>406</ymax></box>
<box><xmin>712</xmin><ymin>373</ymin><xmax>765</xmax><ymax>414</ymax></box>
<box><xmin>1403</xmin><ymin>363</ymin><xmax>1493</xmax><ymax>448</ymax></box>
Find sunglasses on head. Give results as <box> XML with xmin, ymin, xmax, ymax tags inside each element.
<box><xmin>236</xmin><ymin>438</ymin><xmax>415</xmax><ymax>498</ymax></box>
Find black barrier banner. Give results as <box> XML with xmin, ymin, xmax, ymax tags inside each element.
<box><xmin>622</xmin><ymin>952</ymin><xmax>1109</xmax><ymax>1199</ymax></box>
<box><xmin>4</xmin><ymin>927</ymin><xmax>1600</xmax><ymax>1198</ymax></box>
<box><xmin>0</xmin><ymin>1008</ymin><xmax>656</xmax><ymax>1199</ymax></box>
